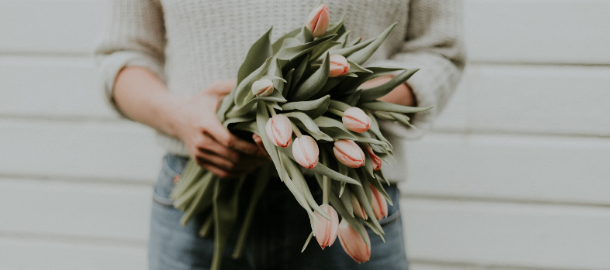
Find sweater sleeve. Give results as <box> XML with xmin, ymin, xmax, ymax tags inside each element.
<box><xmin>93</xmin><ymin>0</ymin><xmax>166</xmax><ymax>118</ymax></box>
<box><xmin>369</xmin><ymin>0</ymin><xmax>466</xmax><ymax>139</ymax></box>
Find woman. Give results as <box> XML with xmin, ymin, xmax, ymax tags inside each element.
<box><xmin>95</xmin><ymin>0</ymin><xmax>465</xmax><ymax>269</ymax></box>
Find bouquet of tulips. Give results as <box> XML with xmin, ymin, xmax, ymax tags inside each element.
<box><xmin>170</xmin><ymin>3</ymin><xmax>429</xmax><ymax>269</ymax></box>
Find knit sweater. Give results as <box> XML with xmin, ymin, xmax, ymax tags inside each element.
<box><xmin>94</xmin><ymin>0</ymin><xmax>466</xmax><ymax>182</ymax></box>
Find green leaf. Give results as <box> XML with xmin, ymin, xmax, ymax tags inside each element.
<box><xmin>347</xmin><ymin>22</ymin><xmax>398</xmax><ymax>65</ymax></box>
<box><xmin>347</xmin><ymin>60</ymin><xmax>373</xmax><ymax>73</ymax></box>
<box><xmin>350</xmin><ymin>171</ymin><xmax>384</xmax><ymax>235</ymax></box>
<box><xmin>346</xmin><ymin>36</ymin><xmax>362</xmax><ymax>47</ymax></box>
<box><xmin>232</xmin><ymin>165</ymin><xmax>271</xmax><ymax>259</ymax></box>
<box><xmin>229</xmin><ymin>121</ymin><xmax>258</xmax><ymax>135</ymax></box>
<box><xmin>223</xmin><ymin>114</ymin><xmax>256</xmax><ymax>128</ymax></box>
<box><xmin>328</xmin><ymin>100</ymin><xmax>352</xmax><ymax>111</ymax></box>
<box><xmin>227</xmin><ymin>87</ymin><xmax>286</xmax><ymax>118</ymax></box>
<box><xmin>284</xmin><ymin>112</ymin><xmax>333</xmax><ymax>142</ymax></box>
<box><xmin>389</xmin><ymin>112</ymin><xmax>416</xmax><ymax>128</ymax></box>
<box><xmin>337</xmin><ymin>67</ymin><xmax>406</xmax><ymax>97</ymax></box>
<box><xmin>282</xmin><ymin>153</ymin><xmax>331</xmax><ymax>220</ymax></box>
<box><xmin>234</xmin><ymin>58</ymin><xmax>273</xmax><ymax>108</ymax></box>
<box><xmin>315</xmin><ymin>116</ymin><xmax>358</xmax><ymax>140</ymax></box>
<box><xmin>276</xmin><ymin>34</ymin><xmax>336</xmax><ymax>61</ymax></box>
<box><xmin>289</xmin><ymin>54</ymin><xmax>310</xmax><ymax>93</ymax></box>
<box><xmin>272</xmin><ymin>28</ymin><xmax>301</xmax><ymax>54</ymax></box>
<box><xmin>311</xmin><ymin>77</ymin><xmax>346</xmax><ymax>99</ymax></box>
<box><xmin>296</xmin><ymin>26</ymin><xmax>313</xmax><ymax>43</ymax></box>
<box><xmin>211</xmin><ymin>175</ymin><xmax>246</xmax><ymax>270</ymax></box>
<box><xmin>301</xmin><ymin>232</ymin><xmax>314</xmax><ymax>253</ymax></box>
<box><xmin>326</xmin><ymin>38</ymin><xmax>374</xmax><ymax>58</ymax></box>
<box><xmin>358</xmin><ymin>101</ymin><xmax>433</xmax><ymax>114</ymax></box>
<box><xmin>281</xmin><ymin>95</ymin><xmax>330</xmax><ymax>119</ymax></box>
<box><xmin>238</xmin><ymin>27</ymin><xmax>273</xmax><ymax>84</ymax></box>
<box><xmin>366</xmin><ymin>167</ymin><xmax>393</xmax><ymax>206</ymax></box>
<box><xmin>291</xmin><ymin>53</ymin><xmax>330</xmax><ymax>101</ymax></box>
<box><xmin>341</xmin><ymin>88</ymin><xmax>361</xmax><ymax>106</ymax></box>
<box><xmin>283</xmin><ymin>68</ymin><xmax>295</xmax><ymax>97</ymax></box>
<box><xmin>366</xmin><ymin>111</ymin><xmax>391</xmax><ymax>147</ymax></box>
<box><xmin>359</xmin><ymin>69</ymin><xmax>419</xmax><ymax>101</ymax></box>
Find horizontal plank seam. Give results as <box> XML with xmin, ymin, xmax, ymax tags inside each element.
<box><xmin>0</xmin><ymin>114</ymin><xmax>120</xmax><ymax>123</ymax></box>
<box><xmin>469</xmin><ymin>61</ymin><xmax>610</xmax><ymax>67</ymax></box>
<box><xmin>0</xmin><ymin>51</ymin><xmax>91</xmax><ymax>58</ymax></box>
<box><xmin>0</xmin><ymin>173</ymin><xmax>155</xmax><ymax>186</ymax></box>
<box><xmin>410</xmin><ymin>258</ymin><xmax>592</xmax><ymax>270</ymax></box>
<box><xmin>0</xmin><ymin>231</ymin><xmax>146</xmax><ymax>248</ymax></box>
<box><xmin>401</xmin><ymin>193</ymin><xmax>610</xmax><ymax>209</ymax></box>
<box><xmin>429</xmin><ymin>128</ymin><xmax>610</xmax><ymax>139</ymax></box>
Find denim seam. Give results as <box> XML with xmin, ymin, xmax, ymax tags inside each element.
<box><xmin>379</xmin><ymin>209</ymin><xmax>401</xmax><ymax>225</ymax></box>
<box><xmin>152</xmin><ymin>191</ymin><xmax>175</xmax><ymax>207</ymax></box>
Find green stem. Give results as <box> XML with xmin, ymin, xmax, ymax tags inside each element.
<box><xmin>323</xmin><ymin>175</ymin><xmax>329</xmax><ymax>205</ymax></box>
<box><xmin>327</xmin><ymin>108</ymin><xmax>345</xmax><ymax>117</ymax></box>
<box><xmin>266</xmin><ymin>104</ymin><xmax>276</xmax><ymax>116</ymax></box>
<box><xmin>291</xmin><ymin>122</ymin><xmax>303</xmax><ymax>137</ymax></box>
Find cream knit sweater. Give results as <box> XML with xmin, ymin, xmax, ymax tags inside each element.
<box><xmin>94</xmin><ymin>0</ymin><xmax>466</xmax><ymax>182</ymax></box>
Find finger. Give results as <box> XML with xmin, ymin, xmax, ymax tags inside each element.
<box><xmin>207</xmin><ymin>125</ymin><xmax>262</xmax><ymax>156</ymax></box>
<box><xmin>207</xmin><ymin>79</ymin><xmax>236</xmax><ymax>96</ymax></box>
<box><xmin>198</xmin><ymin>163</ymin><xmax>234</xmax><ymax>179</ymax></box>
<box><xmin>252</xmin><ymin>134</ymin><xmax>270</xmax><ymax>158</ymax></box>
<box><xmin>198</xmin><ymin>138</ymin><xmax>241</xmax><ymax>163</ymax></box>
<box><xmin>196</xmin><ymin>151</ymin><xmax>236</xmax><ymax>172</ymax></box>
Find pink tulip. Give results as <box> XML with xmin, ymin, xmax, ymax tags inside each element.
<box><xmin>328</xmin><ymin>54</ymin><xmax>350</xmax><ymax>77</ymax></box>
<box><xmin>314</xmin><ymin>204</ymin><xmax>339</xmax><ymax>249</ymax></box>
<box><xmin>333</xmin><ymin>140</ymin><xmax>365</xmax><ymax>168</ymax></box>
<box><xmin>342</xmin><ymin>107</ymin><xmax>370</xmax><ymax>133</ymax></box>
<box><xmin>306</xmin><ymin>4</ymin><xmax>330</xmax><ymax>37</ymax></box>
<box><xmin>350</xmin><ymin>193</ymin><xmax>368</xmax><ymax>220</ymax></box>
<box><xmin>338</xmin><ymin>219</ymin><xmax>371</xmax><ymax>263</ymax></box>
<box><xmin>292</xmin><ymin>135</ymin><xmax>319</xmax><ymax>169</ymax></box>
<box><xmin>370</xmin><ymin>184</ymin><xmax>388</xmax><ymax>221</ymax></box>
<box><xmin>251</xmin><ymin>79</ymin><xmax>274</xmax><ymax>97</ymax></box>
<box><xmin>362</xmin><ymin>144</ymin><xmax>382</xmax><ymax>171</ymax></box>
<box><xmin>265</xmin><ymin>115</ymin><xmax>292</xmax><ymax>148</ymax></box>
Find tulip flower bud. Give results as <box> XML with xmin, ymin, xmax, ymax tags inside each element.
<box><xmin>338</xmin><ymin>219</ymin><xmax>371</xmax><ymax>264</ymax></box>
<box><xmin>328</xmin><ymin>54</ymin><xmax>350</xmax><ymax>77</ymax></box>
<box><xmin>342</xmin><ymin>107</ymin><xmax>371</xmax><ymax>133</ymax></box>
<box><xmin>350</xmin><ymin>193</ymin><xmax>367</xmax><ymax>220</ymax></box>
<box><xmin>306</xmin><ymin>4</ymin><xmax>330</xmax><ymax>37</ymax></box>
<box><xmin>251</xmin><ymin>79</ymin><xmax>274</xmax><ymax>97</ymax></box>
<box><xmin>292</xmin><ymin>135</ymin><xmax>319</xmax><ymax>169</ymax></box>
<box><xmin>362</xmin><ymin>144</ymin><xmax>382</xmax><ymax>171</ymax></box>
<box><xmin>314</xmin><ymin>204</ymin><xmax>339</xmax><ymax>249</ymax></box>
<box><xmin>333</xmin><ymin>140</ymin><xmax>365</xmax><ymax>168</ymax></box>
<box><xmin>265</xmin><ymin>115</ymin><xmax>293</xmax><ymax>148</ymax></box>
<box><xmin>370</xmin><ymin>184</ymin><xmax>388</xmax><ymax>221</ymax></box>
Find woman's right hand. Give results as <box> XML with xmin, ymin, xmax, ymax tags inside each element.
<box><xmin>171</xmin><ymin>80</ymin><xmax>269</xmax><ymax>178</ymax></box>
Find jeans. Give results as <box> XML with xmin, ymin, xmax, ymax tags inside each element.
<box><xmin>149</xmin><ymin>154</ymin><xmax>409</xmax><ymax>270</ymax></box>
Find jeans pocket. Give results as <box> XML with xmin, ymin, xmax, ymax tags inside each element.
<box><xmin>378</xmin><ymin>184</ymin><xmax>401</xmax><ymax>226</ymax></box>
<box><xmin>152</xmin><ymin>154</ymin><xmax>189</xmax><ymax>207</ymax></box>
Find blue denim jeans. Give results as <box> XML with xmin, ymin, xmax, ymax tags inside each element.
<box><xmin>149</xmin><ymin>154</ymin><xmax>409</xmax><ymax>270</ymax></box>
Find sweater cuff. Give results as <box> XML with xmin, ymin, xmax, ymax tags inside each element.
<box><xmin>367</xmin><ymin>52</ymin><xmax>459</xmax><ymax>140</ymax></box>
<box><xmin>96</xmin><ymin>50</ymin><xmax>165</xmax><ymax>119</ymax></box>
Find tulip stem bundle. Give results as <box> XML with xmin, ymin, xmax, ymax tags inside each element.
<box><xmin>170</xmin><ymin>3</ymin><xmax>431</xmax><ymax>269</ymax></box>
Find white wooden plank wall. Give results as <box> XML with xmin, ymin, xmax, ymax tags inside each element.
<box><xmin>0</xmin><ymin>0</ymin><xmax>608</xmax><ymax>269</ymax></box>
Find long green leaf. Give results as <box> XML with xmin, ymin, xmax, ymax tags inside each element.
<box><xmin>284</xmin><ymin>112</ymin><xmax>333</xmax><ymax>141</ymax></box>
<box><xmin>359</xmin><ymin>69</ymin><xmax>419</xmax><ymax>101</ymax></box>
<box><xmin>211</xmin><ymin>176</ymin><xmax>246</xmax><ymax>270</ymax></box>
<box><xmin>281</xmin><ymin>95</ymin><xmax>330</xmax><ymax>119</ymax></box>
<box><xmin>291</xmin><ymin>53</ymin><xmax>330</xmax><ymax>101</ymax></box>
<box><xmin>347</xmin><ymin>23</ymin><xmax>397</xmax><ymax>65</ymax></box>
<box><xmin>359</xmin><ymin>101</ymin><xmax>432</xmax><ymax>114</ymax></box>
<box><xmin>238</xmin><ymin>27</ymin><xmax>273</xmax><ymax>84</ymax></box>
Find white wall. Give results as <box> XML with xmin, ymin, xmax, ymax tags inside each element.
<box><xmin>0</xmin><ymin>0</ymin><xmax>608</xmax><ymax>269</ymax></box>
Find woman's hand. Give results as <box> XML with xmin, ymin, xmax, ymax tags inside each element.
<box><xmin>172</xmin><ymin>80</ymin><xmax>270</xmax><ymax>178</ymax></box>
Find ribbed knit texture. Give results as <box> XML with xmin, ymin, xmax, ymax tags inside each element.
<box><xmin>94</xmin><ymin>0</ymin><xmax>466</xmax><ymax>182</ymax></box>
